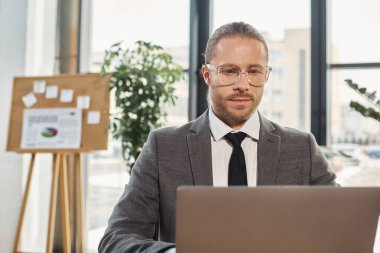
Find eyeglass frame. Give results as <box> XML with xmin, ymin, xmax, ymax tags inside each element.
<box><xmin>205</xmin><ymin>63</ymin><xmax>272</xmax><ymax>87</ymax></box>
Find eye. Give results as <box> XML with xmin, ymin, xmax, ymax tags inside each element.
<box><xmin>219</xmin><ymin>67</ymin><xmax>239</xmax><ymax>76</ymax></box>
<box><xmin>247</xmin><ymin>68</ymin><xmax>263</xmax><ymax>74</ymax></box>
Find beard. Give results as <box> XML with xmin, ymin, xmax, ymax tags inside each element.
<box><xmin>210</xmin><ymin>89</ymin><xmax>262</xmax><ymax>128</ymax></box>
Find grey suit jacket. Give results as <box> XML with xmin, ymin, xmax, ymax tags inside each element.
<box><xmin>99</xmin><ymin>111</ymin><xmax>337</xmax><ymax>253</ymax></box>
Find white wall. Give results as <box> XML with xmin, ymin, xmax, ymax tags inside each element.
<box><xmin>0</xmin><ymin>0</ymin><xmax>27</xmax><ymax>252</ymax></box>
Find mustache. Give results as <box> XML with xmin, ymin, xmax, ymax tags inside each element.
<box><xmin>227</xmin><ymin>94</ymin><xmax>255</xmax><ymax>100</ymax></box>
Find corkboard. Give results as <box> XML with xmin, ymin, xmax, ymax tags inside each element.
<box><xmin>7</xmin><ymin>73</ymin><xmax>110</xmax><ymax>153</ymax></box>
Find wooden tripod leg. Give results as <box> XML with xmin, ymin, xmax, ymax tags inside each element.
<box><xmin>46</xmin><ymin>154</ymin><xmax>61</xmax><ymax>253</ymax></box>
<box><xmin>59</xmin><ymin>154</ymin><xmax>72</xmax><ymax>253</ymax></box>
<box><xmin>12</xmin><ymin>153</ymin><xmax>36</xmax><ymax>253</ymax></box>
<box><xmin>75</xmin><ymin>153</ymin><xmax>84</xmax><ymax>253</ymax></box>
<box><xmin>67</xmin><ymin>155</ymin><xmax>75</xmax><ymax>247</ymax></box>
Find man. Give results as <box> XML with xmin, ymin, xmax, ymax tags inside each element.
<box><xmin>99</xmin><ymin>22</ymin><xmax>338</xmax><ymax>253</ymax></box>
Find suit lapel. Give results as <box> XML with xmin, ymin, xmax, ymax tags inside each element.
<box><xmin>257</xmin><ymin>113</ymin><xmax>281</xmax><ymax>185</ymax></box>
<box><xmin>187</xmin><ymin>112</ymin><xmax>213</xmax><ymax>186</ymax></box>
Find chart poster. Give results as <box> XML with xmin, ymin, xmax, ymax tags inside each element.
<box><xmin>21</xmin><ymin>108</ymin><xmax>82</xmax><ymax>149</ymax></box>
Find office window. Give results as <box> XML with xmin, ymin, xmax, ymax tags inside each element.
<box><xmin>213</xmin><ymin>0</ymin><xmax>311</xmax><ymax>131</ymax></box>
<box><xmin>330</xmin><ymin>70</ymin><xmax>380</xmax><ymax>145</ymax></box>
<box><xmin>330</xmin><ymin>0</ymin><xmax>380</xmax><ymax>63</ymax></box>
<box><xmin>87</xmin><ymin>0</ymin><xmax>190</xmax><ymax>251</ymax></box>
<box><xmin>328</xmin><ymin>0</ymin><xmax>380</xmax><ymax>186</ymax></box>
<box><xmin>329</xmin><ymin>69</ymin><xmax>380</xmax><ymax>186</ymax></box>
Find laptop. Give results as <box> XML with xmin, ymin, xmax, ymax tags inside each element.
<box><xmin>176</xmin><ymin>186</ymin><xmax>380</xmax><ymax>253</ymax></box>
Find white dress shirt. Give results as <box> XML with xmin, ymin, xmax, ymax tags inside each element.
<box><xmin>209</xmin><ymin>108</ymin><xmax>260</xmax><ymax>187</ymax></box>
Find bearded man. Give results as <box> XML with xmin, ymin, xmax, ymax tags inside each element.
<box><xmin>99</xmin><ymin>22</ymin><xmax>338</xmax><ymax>253</ymax></box>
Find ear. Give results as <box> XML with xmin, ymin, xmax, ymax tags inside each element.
<box><xmin>201</xmin><ymin>65</ymin><xmax>211</xmax><ymax>86</ymax></box>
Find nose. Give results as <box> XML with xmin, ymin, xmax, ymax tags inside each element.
<box><xmin>233</xmin><ymin>72</ymin><xmax>250</xmax><ymax>91</ymax></box>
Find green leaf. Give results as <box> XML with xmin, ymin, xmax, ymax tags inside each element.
<box><xmin>345</xmin><ymin>79</ymin><xmax>380</xmax><ymax>123</ymax></box>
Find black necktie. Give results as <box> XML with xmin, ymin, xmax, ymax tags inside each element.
<box><xmin>225</xmin><ymin>132</ymin><xmax>247</xmax><ymax>186</ymax></box>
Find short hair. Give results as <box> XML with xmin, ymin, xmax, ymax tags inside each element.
<box><xmin>204</xmin><ymin>22</ymin><xmax>268</xmax><ymax>63</ymax></box>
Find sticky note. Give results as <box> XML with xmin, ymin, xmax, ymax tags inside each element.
<box><xmin>77</xmin><ymin>96</ymin><xmax>90</xmax><ymax>109</ymax></box>
<box><xmin>22</xmin><ymin>92</ymin><xmax>38</xmax><ymax>107</ymax></box>
<box><xmin>45</xmin><ymin>85</ymin><xmax>58</xmax><ymax>99</ymax></box>
<box><xmin>60</xmin><ymin>89</ymin><xmax>74</xmax><ymax>103</ymax></box>
<box><xmin>87</xmin><ymin>111</ymin><xmax>100</xmax><ymax>124</ymax></box>
<box><xmin>33</xmin><ymin>80</ymin><xmax>46</xmax><ymax>94</ymax></box>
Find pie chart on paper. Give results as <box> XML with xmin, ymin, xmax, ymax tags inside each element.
<box><xmin>41</xmin><ymin>127</ymin><xmax>58</xmax><ymax>138</ymax></box>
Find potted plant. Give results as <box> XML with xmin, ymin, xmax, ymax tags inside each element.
<box><xmin>101</xmin><ymin>41</ymin><xmax>184</xmax><ymax>172</ymax></box>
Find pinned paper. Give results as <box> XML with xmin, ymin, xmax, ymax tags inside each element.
<box><xmin>33</xmin><ymin>80</ymin><xmax>46</xmax><ymax>94</ymax></box>
<box><xmin>45</xmin><ymin>85</ymin><xmax>58</xmax><ymax>99</ymax></box>
<box><xmin>87</xmin><ymin>111</ymin><xmax>100</xmax><ymax>124</ymax></box>
<box><xmin>22</xmin><ymin>92</ymin><xmax>38</xmax><ymax>107</ymax></box>
<box><xmin>77</xmin><ymin>96</ymin><xmax>90</xmax><ymax>109</ymax></box>
<box><xmin>21</xmin><ymin>108</ymin><xmax>82</xmax><ymax>149</ymax></box>
<box><xmin>60</xmin><ymin>89</ymin><xmax>74</xmax><ymax>103</ymax></box>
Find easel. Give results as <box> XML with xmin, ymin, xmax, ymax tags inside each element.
<box><xmin>7</xmin><ymin>74</ymin><xmax>110</xmax><ymax>253</ymax></box>
<box><xmin>12</xmin><ymin>153</ymin><xmax>84</xmax><ymax>253</ymax></box>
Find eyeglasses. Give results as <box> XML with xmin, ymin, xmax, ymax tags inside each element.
<box><xmin>206</xmin><ymin>64</ymin><xmax>272</xmax><ymax>87</ymax></box>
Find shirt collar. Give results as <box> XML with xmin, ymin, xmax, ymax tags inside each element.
<box><xmin>208</xmin><ymin>107</ymin><xmax>260</xmax><ymax>142</ymax></box>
